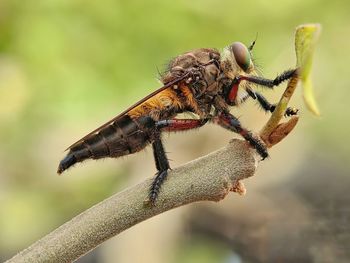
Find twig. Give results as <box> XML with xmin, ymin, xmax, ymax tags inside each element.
<box><xmin>6</xmin><ymin>139</ymin><xmax>257</xmax><ymax>263</ymax></box>
<box><xmin>6</xmin><ymin>116</ymin><xmax>297</xmax><ymax>263</ymax></box>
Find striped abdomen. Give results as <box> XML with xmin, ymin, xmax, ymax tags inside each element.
<box><xmin>57</xmin><ymin>115</ymin><xmax>154</xmax><ymax>174</ymax></box>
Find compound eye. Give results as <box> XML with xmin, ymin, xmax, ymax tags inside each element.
<box><xmin>231</xmin><ymin>42</ymin><xmax>251</xmax><ymax>71</ymax></box>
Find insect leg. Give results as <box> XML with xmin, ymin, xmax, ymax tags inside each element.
<box><xmin>156</xmin><ymin>118</ymin><xmax>208</xmax><ymax>132</ymax></box>
<box><xmin>240</xmin><ymin>69</ymin><xmax>297</xmax><ymax>89</ymax></box>
<box><xmin>246</xmin><ymin>89</ymin><xmax>299</xmax><ymax>117</ymax></box>
<box><xmin>213</xmin><ymin>112</ymin><xmax>268</xmax><ymax>159</ymax></box>
<box><xmin>148</xmin><ymin>118</ymin><xmax>209</xmax><ymax>204</ymax></box>
<box><xmin>147</xmin><ymin>118</ymin><xmax>209</xmax><ymax>204</ymax></box>
<box><xmin>149</xmin><ymin>130</ymin><xmax>171</xmax><ymax>205</ymax></box>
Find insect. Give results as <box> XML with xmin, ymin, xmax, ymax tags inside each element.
<box><xmin>58</xmin><ymin>40</ymin><xmax>298</xmax><ymax>205</ymax></box>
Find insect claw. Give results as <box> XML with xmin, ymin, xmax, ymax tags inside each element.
<box><xmin>285</xmin><ymin>107</ymin><xmax>299</xmax><ymax>117</ymax></box>
<box><xmin>143</xmin><ymin>198</ymin><xmax>155</xmax><ymax>207</ymax></box>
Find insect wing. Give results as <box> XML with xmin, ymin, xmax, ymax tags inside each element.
<box><xmin>66</xmin><ymin>72</ymin><xmax>190</xmax><ymax>150</ymax></box>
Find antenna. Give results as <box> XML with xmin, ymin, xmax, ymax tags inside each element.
<box><xmin>248</xmin><ymin>32</ymin><xmax>259</xmax><ymax>51</ymax></box>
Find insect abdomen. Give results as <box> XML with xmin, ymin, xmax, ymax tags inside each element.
<box><xmin>57</xmin><ymin>115</ymin><xmax>154</xmax><ymax>174</ymax></box>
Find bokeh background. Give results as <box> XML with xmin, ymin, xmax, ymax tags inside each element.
<box><xmin>1</xmin><ymin>0</ymin><xmax>349</xmax><ymax>262</ymax></box>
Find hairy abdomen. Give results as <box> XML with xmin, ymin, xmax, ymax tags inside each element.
<box><xmin>57</xmin><ymin>115</ymin><xmax>154</xmax><ymax>174</ymax></box>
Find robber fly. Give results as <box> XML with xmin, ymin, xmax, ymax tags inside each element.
<box><xmin>58</xmin><ymin>41</ymin><xmax>298</xmax><ymax>205</ymax></box>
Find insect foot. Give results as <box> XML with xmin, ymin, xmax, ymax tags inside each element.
<box><xmin>285</xmin><ymin>107</ymin><xmax>299</xmax><ymax>117</ymax></box>
<box><xmin>245</xmin><ymin>132</ymin><xmax>269</xmax><ymax>160</ymax></box>
<box><xmin>144</xmin><ymin>169</ymin><xmax>169</xmax><ymax>207</ymax></box>
<box><xmin>254</xmin><ymin>140</ymin><xmax>269</xmax><ymax>160</ymax></box>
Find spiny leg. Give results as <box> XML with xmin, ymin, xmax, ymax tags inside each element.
<box><xmin>213</xmin><ymin>112</ymin><xmax>268</xmax><ymax>159</ymax></box>
<box><xmin>239</xmin><ymin>68</ymin><xmax>298</xmax><ymax>89</ymax></box>
<box><xmin>148</xmin><ymin>131</ymin><xmax>170</xmax><ymax>205</ymax></box>
<box><xmin>148</xmin><ymin>118</ymin><xmax>209</xmax><ymax>205</ymax></box>
<box><xmin>246</xmin><ymin>89</ymin><xmax>299</xmax><ymax>116</ymax></box>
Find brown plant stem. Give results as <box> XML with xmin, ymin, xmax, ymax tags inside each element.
<box><xmin>5</xmin><ymin>115</ymin><xmax>297</xmax><ymax>263</ymax></box>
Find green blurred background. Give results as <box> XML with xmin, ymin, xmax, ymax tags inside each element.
<box><xmin>1</xmin><ymin>0</ymin><xmax>349</xmax><ymax>262</ymax></box>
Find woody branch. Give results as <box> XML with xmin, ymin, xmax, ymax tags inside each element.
<box><xmin>5</xmin><ymin>110</ymin><xmax>298</xmax><ymax>263</ymax></box>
